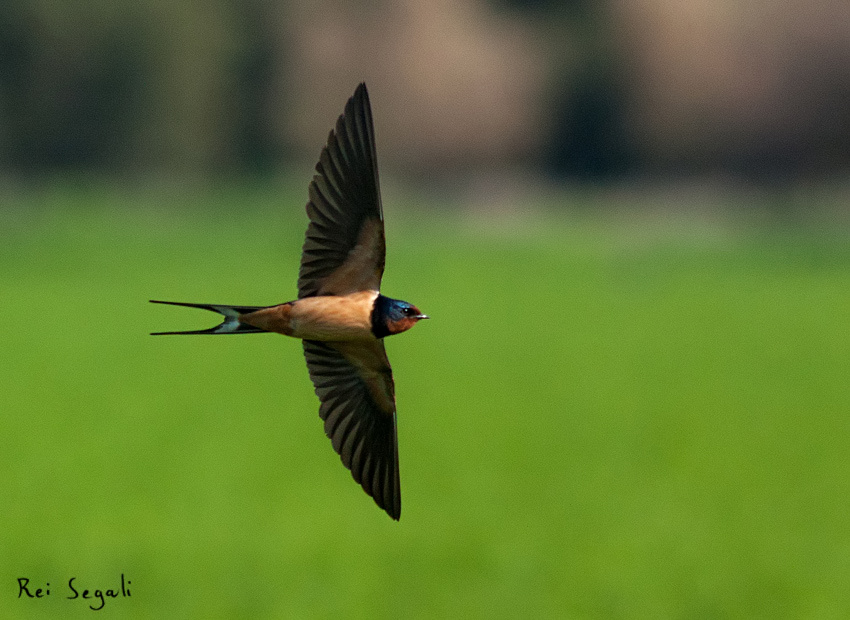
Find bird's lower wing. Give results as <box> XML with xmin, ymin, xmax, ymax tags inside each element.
<box><xmin>302</xmin><ymin>339</ymin><xmax>401</xmax><ymax>520</ymax></box>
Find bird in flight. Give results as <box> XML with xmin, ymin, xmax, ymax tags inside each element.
<box><xmin>151</xmin><ymin>83</ymin><xmax>427</xmax><ymax>520</ymax></box>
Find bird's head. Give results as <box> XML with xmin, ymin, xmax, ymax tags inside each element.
<box><xmin>372</xmin><ymin>295</ymin><xmax>429</xmax><ymax>337</ymax></box>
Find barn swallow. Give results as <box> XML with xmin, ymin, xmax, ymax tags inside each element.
<box><xmin>151</xmin><ymin>83</ymin><xmax>427</xmax><ymax>520</ymax></box>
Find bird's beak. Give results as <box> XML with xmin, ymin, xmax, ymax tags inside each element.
<box><xmin>415</xmin><ymin>314</ymin><xmax>429</xmax><ymax>320</ymax></box>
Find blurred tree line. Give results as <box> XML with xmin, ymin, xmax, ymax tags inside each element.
<box><xmin>0</xmin><ymin>0</ymin><xmax>281</xmax><ymax>176</ymax></box>
<box><xmin>1</xmin><ymin>0</ymin><xmax>849</xmax><ymax>184</ymax></box>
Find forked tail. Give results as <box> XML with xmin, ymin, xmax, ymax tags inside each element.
<box><xmin>150</xmin><ymin>300</ymin><xmax>269</xmax><ymax>335</ymax></box>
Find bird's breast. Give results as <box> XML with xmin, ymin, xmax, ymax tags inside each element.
<box><xmin>288</xmin><ymin>291</ymin><xmax>379</xmax><ymax>341</ymax></box>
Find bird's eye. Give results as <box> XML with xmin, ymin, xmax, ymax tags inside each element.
<box><xmin>402</xmin><ymin>307</ymin><xmax>415</xmax><ymax>316</ymax></box>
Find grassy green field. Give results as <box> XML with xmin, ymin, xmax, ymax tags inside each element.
<box><xmin>2</xmin><ymin>183</ymin><xmax>849</xmax><ymax>618</ymax></box>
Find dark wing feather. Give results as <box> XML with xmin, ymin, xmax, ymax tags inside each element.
<box><xmin>302</xmin><ymin>339</ymin><xmax>401</xmax><ymax>520</ymax></box>
<box><xmin>299</xmin><ymin>83</ymin><xmax>386</xmax><ymax>298</ymax></box>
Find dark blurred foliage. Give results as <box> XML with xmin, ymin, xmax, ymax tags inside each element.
<box><xmin>545</xmin><ymin>67</ymin><xmax>632</xmax><ymax>180</ymax></box>
<box><xmin>494</xmin><ymin>1</ymin><xmax>632</xmax><ymax>180</ymax></box>
<box><xmin>0</xmin><ymin>0</ymin><xmax>848</xmax><ymax>186</ymax></box>
<box><xmin>0</xmin><ymin>0</ymin><xmax>287</xmax><ymax>178</ymax></box>
<box><xmin>495</xmin><ymin>0</ymin><xmax>594</xmax><ymax>20</ymax></box>
<box><xmin>0</xmin><ymin>2</ymin><xmax>145</xmax><ymax>173</ymax></box>
<box><xmin>229</xmin><ymin>2</ymin><xmax>280</xmax><ymax>173</ymax></box>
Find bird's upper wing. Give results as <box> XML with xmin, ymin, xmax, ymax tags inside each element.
<box><xmin>302</xmin><ymin>338</ymin><xmax>401</xmax><ymax>520</ymax></box>
<box><xmin>298</xmin><ymin>83</ymin><xmax>386</xmax><ymax>299</ymax></box>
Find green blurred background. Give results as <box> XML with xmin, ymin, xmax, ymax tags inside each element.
<box><xmin>2</xmin><ymin>1</ymin><xmax>850</xmax><ymax>618</ymax></box>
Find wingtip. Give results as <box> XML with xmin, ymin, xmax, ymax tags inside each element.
<box><xmin>352</xmin><ymin>82</ymin><xmax>370</xmax><ymax>107</ymax></box>
<box><xmin>381</xmin><ymin>501</ymin><xmax>400</xmax><ymax>521</ymax></box>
